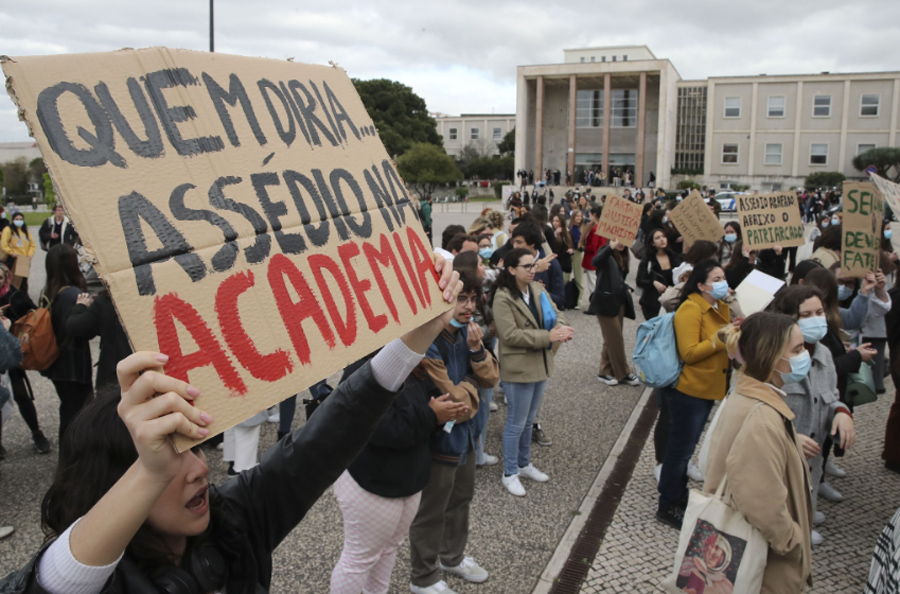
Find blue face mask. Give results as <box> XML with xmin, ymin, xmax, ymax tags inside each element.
<box><xmin>705</xmin><ymin>280</ymin><xmax>729</xmax><ymax>301</ymax></box>
<box><xmin>723</xmin><ymin>233</ymin><xmax>737</xmax><ymax>244</ymax></box>
<box><xmin>821</xmin><ymin>221</ymin><xmax>829</xmax><ymax>228</ymax></box>
<box><xmin>798</xmin><ymin>316</ymin><xmax>828</xmax><ymax>343</ymax></box>
<box><xmin>448</xmin><ymin>317</ymin><xmax>467</xmax><ymax>329</ymax></box>
<box><xmin>780</xmin><ymin>350</ymin><xmax>812</xmax><ymax>384</ymax></box>
<box><xmin>479</xmin><ymin>247</ymin><xmax>493</xmax><ymax>259</ymax></box>
<box><xmin>831</xmin><ymin>217</ymin><xmax>840</xmax><ymax>226</ymax></box>
<box><xmin>12</xmin><ymin>219</ymin><xmax>23</xmax><ymax>228</ymax></box>
<box><xmin>837</xmin><ymin>284</ymin><xmax>854</xmax><ymax>301</ymax></box>
<box><xmin>885</xmin><ymin>230</ymin><xmax>893</xmax><ymax>240</ymax></box>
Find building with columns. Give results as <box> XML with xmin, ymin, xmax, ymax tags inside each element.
<box><xmin>516</xmin><ymin>46</ymin><xmax>900</xmax><ymax>191</ymax></box>
<box><xmin>434</xmin><ymin>114</ymin><xmax>516</xmax><ymax>157</ymax></box>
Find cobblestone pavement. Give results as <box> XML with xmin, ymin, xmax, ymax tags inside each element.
<box><xmin>577</xmin><ymin>379</ymin><xmax>900</xmax><ymax>594</ymax></box>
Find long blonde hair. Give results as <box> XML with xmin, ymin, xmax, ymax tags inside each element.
<box><xmin>719</xmin><ymin>312</ymin><xmax>796</xmax><ymax>383</ymax></box>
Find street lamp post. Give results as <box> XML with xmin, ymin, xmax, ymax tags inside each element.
<box><xmin>209</xmin><ymin>0</ymin><xmax>214</xmax><ymax>52</ymax></box>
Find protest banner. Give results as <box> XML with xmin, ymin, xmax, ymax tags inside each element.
<box><xmin>735</xmin><ymin>192</ymin><xmax>805</xmax><ymax>250</ymax></box>
<box><xmin>669</xmin><ymin>190</ymin><xmax>724</xmax><ymax>249</ymax></box>
<box><xmin>841</xmin><ymin>181</ymin><xmax>884</xmax><ymax>277</ymax></box>
<box><xmin>2</xmin><ymin>48</ymin><xmax>448</xmax><ymax>450</ymax></box>
<box><xmin>870</xmin><ymin>173</ymin><xmax>900</xmax><ymax>216</ymax></box>
<box><xmin>596</xmin><ymin>194</ymin><xmax>642</xmax><ymax>247</ymax></box>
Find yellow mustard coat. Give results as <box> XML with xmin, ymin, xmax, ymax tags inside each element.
<box><xmin>673</xmin><ymin>292</ymin><xmax>730</xmax><ymax>399</ymax></box>
<box><xmin>0</xmin><ymin>226</ymin><xmax>36</xmax><ymax>258</ymax></box>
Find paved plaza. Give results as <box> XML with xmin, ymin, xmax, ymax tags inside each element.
<box><xmin>0</xmin><ymin>212</ymin><xmax>898</xmax><ymax>593</ymax></box>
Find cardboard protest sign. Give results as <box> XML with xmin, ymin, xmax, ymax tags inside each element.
<box><xmin>841</xmin><ymin>181</ymin><xmax>884</xmax><ymax>277</ymax></box>
<box><xmin>870</xmin><ymin>173</ymin><xmax>900</xmax><ymax>216</ymax></box>
<box><xmin>596</xmin><ymin>194</ymin><xmax>642</xmax><ymax>247</ymax></box>
<box><xmin>736</xmin><ymin>192</ymin><xmax>805</xmax><ymax>250</ymax></box>
<box><xmin>3</xmin><ymin>48</ymin><xmax>448</xmax><ymax>450</ymax></box>
<box><xmin>669</xmin><ymin>190</ymin><xmax>725</xmax><ymax>249</ymax></box>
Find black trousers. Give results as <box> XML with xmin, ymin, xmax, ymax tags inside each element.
<box><xmin>51</xmin><ymin>380</ymin><xmax>93</xmax><ymax>446</ymax></box>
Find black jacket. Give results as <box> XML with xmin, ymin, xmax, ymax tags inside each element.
<box><xmin>66</xmin><ymin>294</ymin><xmax>132</xmax><ymax>389</ymax></box>
<box><xmin>756</xmin><ymin>248</ymin><xmax>787</xmax><ymax>280</ymax></box>
<box><xmin>821</xmin><ymin>329</ymin><xmax>862</xmax><ymax>404</ymax></box>
<box><xmin>587</xmin><ymin>246</ymin><xmax>635</xmax><ymax>319</ymax></box>
<box><xmin>0</xmin><ymin>361</ymin><xmax>399</xmax><ymax>594</ymax></box>
<box><xmin>347</xmin><ymin>374</ymin><xmax>440</xmax><ymax>498</ymax></box>
<box><xmin>725</xmin><ymin>259</ymin><xmax>754</xmax><ymax>289</ymax></box>
<box><xmin>635</xmin><ymin>250</ymin><xmax>681</xmax><ymax>310</ymax></box>
<box><xmin>38</xmin><ymin>217</ymin><xmax>78</xmax><ymax>251</ymax></box>
<box><xmin>41</xmin><ymin>286</ymin><xmax>92</xmax><ymax>385</ymax></box>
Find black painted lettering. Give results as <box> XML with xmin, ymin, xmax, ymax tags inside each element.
<box><xmin>311</xmin><ymin>169</ymin><xmax>350</xmax><ymax>241</ymax></box>
<box><xmin>363</xmin><ymin>165</ymin><xmax>401</xmax><ymax>231</ymax></box>
<box><xmin>94</xmin><ymin>78</ymin><xmax>164</xmax><ymax>159</ymax></box>
<box><xmin>322</xmin><ymin>81</ymin><xmax>360</xmax><ymax>141</ymax></box>
<box><xmin>203</xmin><ymin>72</ymin><xmax>268</xmax><ymax>148</ymax></box>
<box><xmin>169</xmin><ymin>182</ymin><xmax>239</xmax><ymax>272</ymax></box>
<box><xmin>36</xmin><ymin>82</ymin><xmax>126</xmax><ymax>168</ymax></box>
<box><xmin>330</xmin><ymin>169</ymin><xmax>372</xmax><ymax>239</ymax></box>
<box><xmin>118</xmin><ymin>191</ymin><xmax>206</xmax><ymax>295</ymax></box>
<box><xmin>279</xmin><ymin>81</ymin><xmax>311</xmax><ymax>146</ymax></box>
<box><xmin>143</xmin><ymin>68</ymin><xmax>224</xmax><ymax>157</ymax></box>
<box><xmin>308</xmin><ymin>81</ymin><xmax>341</xmax><ymax>146</ymax></box>
<box><xmin>207</xmin><ymin>176</ymin><xmax>271</xmax><ymax>263</ymax></box>
<box><xmin>250</xmin><ymin>172</ymin><xmax>307</xmax><ymax>255</ymax></box>
<box><xmin>382</xmin><ymin>159</ymin><xmax>418</xmax><ymax>223</ymax></box>
<box><xmin>287</xmin><ymin>80</ymin><xmax>337</xmax><ymax>147</ymax></box>
<box><xmin>256</xmin><ymin>79</ymin><xmax>296</xmax><ymax>147</ymax></box>
<box><xmin>282</xmin><ymin>170</ymin><xmax>331</xmax><ymax>247</ymax></box>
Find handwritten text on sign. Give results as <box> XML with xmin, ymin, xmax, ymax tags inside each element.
<box><xmin>596</xmin><ymin>195</ymin><xmax>643</xmax><ymax>247</ymax></box>
<box><xmin>2</xmin><ymin>48</ymin><xmax>448</xmax><ymax>449</ymax></box>
<box><xmin>736</xmin><ymin>192</ymin><xmax>805</xmax><ymax>250</ymax></box>
<box><xmin>841</xmin><ymin>182</ymin><xmax>884</xmax><ymax>277</ymax></box>
<box><xmin>669</xmin><ymin>190</ymin><xmax>724</xmax><ymax>249</ymax></box>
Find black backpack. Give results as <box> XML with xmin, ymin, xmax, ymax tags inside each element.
<box><xmin>564</xmin><ymin>279</ymin><xmax>580</xmax><ymax>310</ymax></box>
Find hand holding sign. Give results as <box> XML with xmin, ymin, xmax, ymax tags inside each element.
<box><xmin>841</xmin><ymin>182</ymin><xmax>884</xmax><ymax>278</ymax></box>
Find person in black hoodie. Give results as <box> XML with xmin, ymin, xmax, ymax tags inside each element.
<box><xmin>330</xmin><ymin>357</ymin><xmax>466</xmax><ymax>594</ymax></box>
<box><xmin>636</xmin><ymin>228</ymin><xmax>682</xmax><ymax>320</ymax></box>
<box><xmin>589</xmin><ymin>240</ymin><xmax>639</xmax><ymax>386</ymax></box>
<box><xmin>66</xmin><ymin>290</ymin><xmax>132</xmax><ymax>390</ymax></box>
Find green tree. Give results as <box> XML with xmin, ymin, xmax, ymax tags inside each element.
<box><xmin>497</xmin><ymin>127</ymin><xmax>515</xmax><ymax>156</ymax></box>
<box><xmin>0</xmin><ymin>157</ymin><xmax>29</xmax><ymax>199</ymax></box>
<box><xmin>804</xmin><ymin>171</ymin><xmax>846</xmax><ymax>189</ymax></box>
<box><xmin>676</xmin><ymin>178</ymin><xmax>701</xmax><ymax>191</ymax></box>
<box><xmin>852</xmin><ymin>147</ymin><xmax>900</xmax><ymax>182</ymax></box>
<box><xmin>43</xmin><ymin>173</ymin><xmax>56</xmax><ymax>207</ymax></box>
<box><xmin>395</xmin><ymin>143</ymin><xmax>462</xmax><ymax>200</ymax></box>
<box><xmin>352</xmin><ymin>78</ymin><xmax>442</xmax><ymax>158</ymax></box>
<box><xmin>28</xmin><ymin>157</ymin><xmax>46</xmax><ymax>184</ymax></box>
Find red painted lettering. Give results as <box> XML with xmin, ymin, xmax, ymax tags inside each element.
<box><xmin>406</xmin><ymin>226</ymin><xmax>437</xmax><ymax>306</ymax></box>
<box><xmin>215</xmin><ymin>270</ymin><xmax>293</xmax><ymax>382</ymax></box>
<box><xmin>362</xmin><ymin>234</ymin><xmax>417</xmax><ymax>322</ymax></box>
<box><xmin>392</xmin><ymin>230</ymin><xmax>426</xmax><ymax>307</ymax></box>
<box><xmin>308</xmin><ymin>253</ymin><xmax>358</xmax><ymax>346</ymax></box>
<box><xmin>338</xmin><ymin>242</ymin><xmax>387</xmax><ymax>333</ymax></box>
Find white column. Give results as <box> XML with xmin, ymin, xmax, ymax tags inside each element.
<box><xmin>514</xmin><ymin>71</ymin><xmax>528</xmax><ymax>173</ymax></box>
<box><xmin>890</xmin><ymin>78</ymin><xmax>900</xmax><ymax>147</ymax></box>
<box><xmin>792</xmin><ymin>81</ymin><xmax>803</xmax><ymax>177</ymax></box>
<box><xmin>748</xmin><ymin>82</ymin><xmax>758</xmax><ymax>174</ymax></box>
<box><xmin>839</xmin><ymin>80</ymin><xmax>851</xmax><ymax>173</ymax></box>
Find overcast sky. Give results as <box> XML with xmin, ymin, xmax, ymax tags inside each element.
<box><xmin>2</xmin><ymin>0</ymin><xmax>899</xmax><ymax>142</ymax></box>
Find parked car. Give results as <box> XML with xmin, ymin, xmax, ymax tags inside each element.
<box><xmin>712</xmin><ymin>191</ymin><xmax>749</xmax><ymax>213</ymax></box>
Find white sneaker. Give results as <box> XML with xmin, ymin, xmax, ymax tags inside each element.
<box><xmin>0</xmin><ymin>526</ymin><xmax>13</xmax><ymax>540</ymax></box>
<box><xmin>216</xmin><ymin>442</ymin><xmax>225</xmax><ymax>451</ymax></box>
<box><xmin>502</xmin><ymin>474</ymin><xmax>526</xmax><ymax>496</ymax></box>
<box><xmin>439</xmin><ymin>556</ymin><xmax>489</xmax><ymax>583</ymax></box>
<box><xmin>813</xmin><ymin>510</ymin><xmax>826</xmax><ymax>525</ymax></box>
<box><xmin>825</xmin><ymin>459</ymin><xmax>847</xmax><ymax>478</ymax></box>
<box><xmin>818</xmin><ymin>480</ymin><xmax>843</xmax><ymax>502</ymax></box>
<box><xmin>489</xmin><ymin>401</ymin><xmax>498</xmax><ymax>412</ymax></box>
<box><xmin>687</xmin><ymin>461</ymin><xmax>705</xmax><ymax>482</ymax></box>
<box><xmin>811</xmin><ymin>529</ymin><xmax>824</xmax><ymax>546</ymax></box>
<box><xmin>477</xmin><ymin>454</ymin><xmax>499</xmax><ymax>467</ymax></box>
<box><xmin>654</xmin><ymin>464</ymin><xmax>662</xmax><ymax>483</ymax></box>
<box><xmin>518</xmin><ymin>463</ymin><xmax>549</xmax><ymax>482</ymax></box>
<box><xmin>410</xmin><ymin>580</ymin><xmax>458</xmax><ymax>594</ymax></box>
<box><xmin>266</xmin><ymin>406</ymin><xmax>280</xmax><ymax>424</ymax></box>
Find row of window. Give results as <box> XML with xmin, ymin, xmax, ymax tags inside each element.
<box><xmin>720</xmin><ymin>142</ymin><xmax>877</xmax><ymax>166</ymax></box>
<box><xmin>447</xmin><ymin>127</ymin><xmax>504</xmax><ymax>141</ymax></box>
<box><xmin>723</xmin><ymin>94</ymin><xmax>882</xmax><ymax>119</ymax></box>
<box><xmin>576</xmin><ymin>89</ymin><xmax>639</xmax><ymax>128</ymax></box>
<box><xmin>579</xmin><ymin>55</ymin><xmax>628</xmax><ymax>63</ymax></box>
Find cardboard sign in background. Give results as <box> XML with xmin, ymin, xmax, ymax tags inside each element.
<box><xmin>3</xmin><ymin>48</ymin><xmax>448</xmax><ymax>450</ymax></box>
<box><xmin>736</xmin><ymin>192</ymin><xmax>805</xmax><ymax>250</ymax></box>
<box><xmin>870</xmin><ymin>173</ymin><xmax>900</xmax><ymax>215</ymax></box>
<box><xmin>841</xmin><ymin>181</ymin><xmax>884</xmax><ymax>277</ymax></box>
<box><xmin>596</xmin><ymin>195</ymin><xmax>642</xmax><ymax>247</ymax></box>
<box><xmin>669</xmin><ymin>190</ymin><xmax>724</xmax><ymax>249</ymax></box>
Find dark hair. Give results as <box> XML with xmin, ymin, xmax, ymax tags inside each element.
<box><xmin>456</xmin><ymin>267</ymin><xmax>483</xmax><ymax>297</ymax></box>
<box><xmin>9</xmin><ymin>211</ymin><xmax>26</xmax><ymax>238</ymax></box>
<box><xmin>683</xmin><ymin>240</ymin><xmax>718</xmax><ymax>265</ymax></box>
<box><xmin>510</xmin><ymin>222</ymin><xmax>543</xmax><ymax>250</ymax></box>
<box><xmin>551</xmin><ymin>214</ymin><xmax>574</xmax><ymax>249</ymax></box>
<box><xmin>452</xmin><ymin>250</ymin><xmax>480</xmax><ymax>275</ymax></box>
<box><xmin>803</xmin><ymin>267</ymin><xmax>841</xmax><ymax>334</ymax></box>
<box><xmin>725</xmin><ymin>240</ymin><xmax>751</xmax><ymax>270</ymax></box>
<box><xmin>446</xmin><ymin>233</ymin><xmax>477</xmax><ymax>254</ymax></box>
<box><xmin>589</xmin><ymin>205</ymin><xmax>602</xmax><ymax>218</ymax></box>
<box><xmin>817</xmin><ymin>223</ymin><xmax>842</xmax><ymax>251</ymax></box>
<box><xmin>44</xmin><ymin>244</ymin><xmax>87</xmax><ymax>302</ymax></box>
<box><xmin>488</xmin><ymin>248</ymin><xmax>532</xmax><ymax>306</ymax></box>
<box><xmin>723</xmin><ymin>220</ymin><xmax>742</xmax><ymax>239</ymax></box>
<box><xmin>441</xmin><ymin>225</ymin><xmax>466</xmax><ymax>250</ymax></box>
<box><xmin>789</xmin><ymin>259</ymin><xmax>823</xmax><ymax>285</ymax></box>
<box><xmin>678</xmin><ymin>259</ymin><xmax>721</xmax><ymax>304</ymax></box>
<box><xmin>648</xmin><ymin>228</ymin><xmax>669</xmax><ymax>252</ymax></box>
<box><xmin>648</xmin><ymin>208</ymin><xmax>667</xmax><ymax>227</ymax></box>
<box><xmin>641</xmin><ymin>202</ymin><xmax>654</xmax><ymax>218</ymax></box>
<box><xmin>770</xmin><ymin>285</ymin><xmax>823</xmax><ymax>319</ymax></box>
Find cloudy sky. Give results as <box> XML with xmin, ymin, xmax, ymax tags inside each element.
<box><xmin>1</xmin><ymin>0</ymin><xmax>899</xmax><ymax>142</ymax></box>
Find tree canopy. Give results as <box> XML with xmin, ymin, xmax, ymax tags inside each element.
<box><xmin>852</xmin><ymin>147</ymin><xmax>900</xmax><ymax>182</ymax></box>
<box><xmin>352</xmin><ymin>78</ymin><xmax>442</xmax><ymax>158</ymax></box>
<box><xmin>497</xmin><ymin>127</ymin><xmax>515</xmax><ymax>156</ymax></box>
<box><xmin>395</xmin><ymin>142</ymin><xmax>461</xmax><ymax>200</ymax></box>
<box><xmin>804</xmin><ymin>171</ymin><xmax>846</xmax><ymax>190</ymax></box>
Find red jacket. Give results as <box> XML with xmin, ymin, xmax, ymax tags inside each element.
<box><xmin>581</xmin><ymin>226</ymin><xmax>607</xmax><ymax>271</ymax></box>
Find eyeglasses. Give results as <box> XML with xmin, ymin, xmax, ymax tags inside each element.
<box><xmin>456</xmin><ymin>294</ymin><xmax>478</xmax><ymax>305</ymax></box>
<box><xmin>517</xmin><ymin>263</ymin><xmax>537</xmax><ymax>272</ymax></box>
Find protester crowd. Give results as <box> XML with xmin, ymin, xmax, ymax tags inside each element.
<box><xmin>0</xmin><ymin>182</ymin><xmax>898</xmax><ymax>594</ymax></box>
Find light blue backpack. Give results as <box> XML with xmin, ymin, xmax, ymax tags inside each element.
<box><xmin>632</xmin><ymin>312</ymin><xmax>682</xmax><ymax>388</ymax></box>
